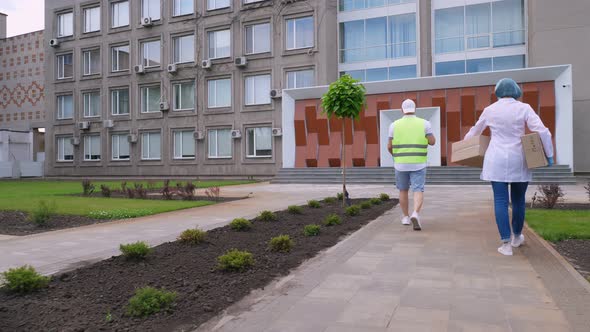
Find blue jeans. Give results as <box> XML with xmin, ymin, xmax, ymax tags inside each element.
<box><xmin>491</xmin><ymin>182</ymin><xmax>529</xmax><ymax>242</ymax></box>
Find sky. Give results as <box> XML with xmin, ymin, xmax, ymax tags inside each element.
<box><xmin>1</xmin><ymin>0</ymin><xmax>45</xmax><ymax>37</ymax></box>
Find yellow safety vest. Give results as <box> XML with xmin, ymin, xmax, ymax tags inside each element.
<box><xmin>392</xmin><ymin>117</ymin><xmax>428</xmax><ymax>164</ymax></box>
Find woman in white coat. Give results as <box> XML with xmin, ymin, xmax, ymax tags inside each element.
<box><xmin>464</xmin><ymin>78</ymin><xmax>554</xmax><ymax>256</ymax></box>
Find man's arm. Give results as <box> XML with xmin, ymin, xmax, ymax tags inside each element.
<box><xmin>427</xmin><ymin>134</ymin><xmax>436</xmax><ymax>146</ymax></box>
<box><xmin>387</xmin><ymin>137</ymin><xmax>393</xmax><ymax>155</ymax></box>
<box><xmin>424</xmin><ymin>121</ymin><xmax>436</xmax><ymax>146</ymax></box>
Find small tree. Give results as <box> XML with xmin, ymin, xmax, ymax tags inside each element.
<box><xmin>321</xmin><ymin>75</ymin><xmax>366</xmax><ymax>207</ymax></box>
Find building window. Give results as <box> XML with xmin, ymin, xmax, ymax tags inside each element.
<box><xmin>245</xmin><ymin>74</ymin><xmax>271</xmax><ymax>105</ymax></box>
<box><xmin>246</xmin><ymin>127</ymin><xmax>272</xmax><ymax>158</ymax></box>
<box><xmin>57</xmin><ymin>136</ymin><xmax>74</xmax><ymax>161</ymax></box>
<box><xmin>141</xmin><ymin>40</ymin><xmax>161</xmax><ymax>68</ymax></box>
<box><xmin>142</xmin><ymin>0</ymin><xmax>160</xmax><ymax>20</ymax></box>
<box><xmin>112</xmin><ymin>133</ymin><xmax>130</xmax><ymax>160</ymax></box>
<box><xmin>57</xmin><ymin>53</ymin><xmax>73</xmax><ymax>79</ymax></box>
<box><xmin>111</xmin><ymin>1</ymin><xmax>130</xmax><ymax>28</ymax></box>
<box><xmin>434</xmin><ymin>7</ymin><xmax>464</xmax><ymax>54</ymax></box>
<box><xmin>57</xmin><ymin>12</ymin><xmax>73</xmax><ymax>37</ymax></box>
<box><xmin>389</xmin><ymin>65</ymin><xmax>417</xmax><ymax>80</ymax></box>
<box><xmin>111</xmin><ymin>45</ymin><xmax>130</xmax><ymax>72</ymax></box>
<box><xmin>83</xmin><ymin>6</ymin><xmax>101</xmax><ymax>33</ymax></box>
<box><xmin>208</xmin><ymin>29</ymin><xmax>231</xmax><ymax>59</ymax></box>
<box><xmin>466</xmin><ymin>57</ymin><xmax>492</xmax><ymax>73</ymax></box>
<box><xmin>84</xmin><ymin>135</ymin><xmax>101</xmax><ymax>161</ymax></box>
<box><xmin>173</xmin><ymin>81</ymin><xmax>195</xmax><ymax>111</ymax></box>
<box><xmin>57</xmin><ymin>95</ymin><xmax>73</xmax><ymax>119</ymax></box>
<box><xmin>286</xmin><ymin>69</ymin><xmax>314</xmax><ymax>89</ymax></box>
<box><xmin>173</xmin><ymin>34</ymin><xmax>195</xmax><ymax>64</ymax></box>
<box><xmin>111</xmin><ymin>88</ymin><xmax>129</xmax><ymax>115</ymax></box>
<box><xmin>208</xmin><ymin>129</ymin><xmax>232</xmax><ymax>158</ymax></box>
<box><xmin>245</xmin><ymin>22</ymin><xmax>270</xmax><ymax>55</ymax></box>
<box><xmin>286</xmin><ymin>16</ymin><xmax>314</xmax><ymax>50</ymax></box>
<box><xmin>141</xmin><ymin>132</ymin><xmax>161</xmax><ymax>160</ymax></box>
<box><xmin>173</xmin><ymin>0</ymin><xmax>193</xmax><ymax>16</ymax></box>
<box><xmin>141</xmin><ymin>85</ymin><xmax>161</xmax><ymax>113</ymax></box>
<box><xmin>493</xmin><ymin>54</ymin><xmax>525</xmax><ymax>71</ymax></box>
<box><xmin>207</xmin><ymin>0</ymin><xmax>230</xmax><ymax>10</ymax></box>
<box><xmin>83</xmin><ymin>91</ymin><xmax>101</xmax><ymax>118</ymax></box>
<box><xmin>435</xmin><ymin>60</ymin><xmax>466</xmax><ymax>76</ymax></box>
<box><xmin>83</xmin><ymin>49</ymin><xmax>100</xmax><ymax>76</ymax></box>
<box><xmin>244</xmin><ymin>0</ymin><xmax>264</xmax><ymax>3</ymax></box>
<box><xmin>339</xmin><ymin>0</ymin><xmax>415</xmax><ymax>12</ymax></box>
<box><xmin>340</xmin><ymin>65</ymin><xmax>417</xmax><ymax>82</ymax></box>
<box><xmin>435</xmin><ymin>54</ymin><xmax>525</xmax><ymax>76</ymax></box>
<box><xmin>173</xmin><ymin>130</ymin><xmax>195</xmax><ymax>159</ymax></box>
<box><xmin>207</xmin><ymin>78</ymin><xmax>231</xmax><ymax>108</ymax></box>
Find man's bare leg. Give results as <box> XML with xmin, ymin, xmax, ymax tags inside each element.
<box><xmin>413</xmin><ymin>191</ymin><xmax>424</xmax><ymax>214</ymax></box>
<box><xmin>400</xmin><ymin>190</ymin><xmax>410</xmax><ymax>217</ymax></box>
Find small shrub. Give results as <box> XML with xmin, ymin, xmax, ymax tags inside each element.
<box><xmin>230</xmin><ymin>218</ymin><xmax>253</xmax><ymax>231</ymax></box>
<box><xmin>360</xmin><ymin>201</ymin><xmax>372</xmax><ymax>209</ymax></box>
<box><xmin>336</xmin><ymin>192</ymin><xmax>344</xmax><ymax>201</ymax></box>
<box><xmin>125</xmin><ymin>186</ymin><xmax>135</xmax><ymax>199</ymax></box>
<box><xmin>121</xmin><ymin>181</ymin><xmax>128</xmax><ymax>193</ymax></box>
<box><xmin>287</xmin><ymin>205</ymin><xmax>303</xmax><ymax>214</ymax></box>
<box><xmin>146</xmin><ymin>180</ymin><xmax>157</xmax><ymax>192</ymax></box>
<box><xmin>205</xmin><ymin>186</ymin><xmax>221</xmax><ymax>202</ymax></box>
<box><xmin>161</xmin><ymin>180</ymin><xmax>174</xmax><ymax>200</ymax></box>
<box><xmin>177</xmin><ymin>182</ymin><xmax>196</xmax><ymax>201</ymax></box>
<box><xmin>119</xmin><ymin>241</ymin><xmax>151</xmax><ymax>260</ymax></box>
<box><xmin>345</xmin><ymin>205</ymin><xmax>361</xmax><ymax>216</ymax></box>
<box><xmin>323</xmin><ymin>197</ymin><xmax>337</xmax><ymax>204</ymax></box>
<box><xmin>369</xmin><ymin>197</ymin><xmax>382</xmax><ymax>205</ymax></box>
<box><xmin>29</xmin><ymin>200</ymin><xmax>56</xmax><ymax>226</ymax></box>
<box><xmin>585</xmin><ymin>181</ymin><xmax>590</xmax><ymax>202</ymax></box>
<box><xmin>1</xmin><ymin>265</ymin><xmax>50</xmax><ymax>294</ymax></box>
<box><xmin>258</xmin><ymin>210</ymin><xmax>277</xmax><ymax>222</ymax></box>
<box><xmin>303</xmin><ymin>224</ymin><xmax>321</xmax><ymax>236</ymax></box>
<box><xmin>536</xmin><ymin>184</ymin><xmax>565</xmax><ymax>209</ymax></box>
<box><xmin>178</xmin><ymin>228</ymin><xmax>207</xmax><ymax>245</ymax></box>
<box><xmin>217</xmin><ymin>249</ymin><xmax>254</xmax><ymax>272</ymax></box>
<box><xmin>126</xmin><ymin>286</ymin><xmax>177</xmax><ymax>317</ymax></box>
<box><xmin>82</xmin><ymin>180</ymin><xmax>95</xmax><ymax>196</ymax></box>
<box><xmin>269</xmin><ymin>235</ymin><xmax>294</xmax><ymax>253</ymax></box>
<box><xmin>100</xmin><ymin>185</ymin><xmax>112</xmax><ymax>198</ymax></box>
<box><xmin>134</xmin><ymin>183</ymin><xmax>148</xmax><ymax>199</ymax></box>
<box><xmin>308</xmin><ymin>200</ymin><xmax>321</xmax><ymax>208</ymax></box>
<box><xmin>324</xmin><ymin>214</ymin><xmax>342</xmax><ymax>226</ymax></box>
<box><xmin>379</xmin><ymin>193</ymin><xmax>390</xmax><ymax>201</ymax></box>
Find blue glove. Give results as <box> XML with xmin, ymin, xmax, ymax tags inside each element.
<box><xmin>547</xmin><ymin>157</ymin><xmax>554</xmax><ymax>167</ymax></box>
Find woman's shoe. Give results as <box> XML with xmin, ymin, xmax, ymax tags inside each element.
<box><xmin>498</xmin><ymin>243</ymin><xmax>513</xmax><ymax>256</ymax></box>
<box><xmin>511</xmin><ymin>234</ymin><xmax>525</xmax><ymax>247</ymax></box>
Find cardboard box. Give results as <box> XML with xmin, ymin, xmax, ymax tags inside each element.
<box><xmin>451</xmin><ymin>135</ymin><xmax>490</xmax><ymax>168</ymax></box>
<box><xmin>521</xmin><ymin>132</ymin><xmax>548</xmax><ymax>169</ymax></box>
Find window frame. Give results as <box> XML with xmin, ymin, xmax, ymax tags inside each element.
<box><xmin>56</xmin><ymin>94</ymin><xmax>74</xmax><ymax>120</ymax></box>
<box><xmin>286</xmin><ymin>68</ymin><xmax>315</xmax><ymax>89</ymax></box>
<box><xmin>57</xmin><ymin>11</ymin><xmax>74</xmax><ymax>38</ymax></box>
<box><xmin>173</xmin><ymin>0</ymin><xmax>194</xmax><ymax>17</ymax></box>
<box><xmin>207</xmin><ymin>77</ymin><xmax>232</xmax><ymax>109</ymax></box>
<box><xmin>111</xmin><ymin>44</ymin><xmax>130</xmax><ymax>72</ymax></box>
<box><xmin>244</xmin><ymin>74</ymin><xmax>271</xmax><ymax>106</ymax></box>
<box><xmin>207</xmin><ymin>128</ymin><xmax>233</xmax><ymax>159</ymax></box>
<box><xmin>83</xmin><ymin>6</ymin><xmax>101</xmax><ymax>33</ymax></box>
<box><xmin>140</xmin><ymin>39</ymin><xmax>161</xmax><ymax>68</ymax></box>
<box><xmin>245</xmin><ymin>21</ymin><xmax>271</xmax><ymax>55</ymax></box>
<box><xmin>173</xmin><ymin>129</ymin><xmax>196</xmax><ymax>160</ymax></box>
<box><xmin>57</xmin><ymin>136</ymin><xmax>74</xmax><ymax>162</ymax></box>
<box><xmin>82</xmin><ymin>48</ymin><xmax>101</xmax><ymax>76</ymax></box>
<box><xmin>82</xmin><ymin>90</ymin><xmax>101</xmax><ymax>118</ymax></box>
<box><xmin>172</xmin><ymin>81</ymin><xmax>195</xmax><ymax>111</ymax></box>
<box><xmin>141</xmin><ymin>0</ymin><xmax>161</xmax><ymax>21</ymax></box>
<box><xmin>245</xmin><ymin>126</ymin><xmax>273</xmax><ymax>158</ymax></box>
<box><xmin>111</xmin><ymin>88</ymin><xmax>130</xmax><ymax>115</ymax></box>
<box><xmin>173</xmin><ymin>34</ymin><xmax>195</xmax><ymax>64</ymax></box>
<box><xmin>111</xmin><ymin>133</ymin><xmax>131</xmax><ymax>161</ymax></box>
<box><xmin>141</xmin><ymin>131</ymin><xmax>162</xmax><ymax>160</ymax></box>
<box><xmin>140</xmin><ymin>84</ymin><xmax>162</xmax><ymax>114</ymax></box>
<box><xmin>207</xmin><ymin>0</ymin><xmax>231</xmax><ymax>11</ymax></box>
<box><xmin>111</xmin><ymin>0</ymin><xmax>130</xmax><ymax>29</ymax></box>
<box><xmin>207</xmin><ymin>29</ymin><xmax>231</xmax><ymax>60</ymax></box>
<box><xmin>57</xmin><ymin>53</ymin><xmax>74</xmax><ymax>80</ymax></box>
<box><xmin>83</xmin><ymin>135</ymin><xmax>102</xmax><ymax>161</ymax></box>
<box><xmin>286</xmin><ymin>16</ymin><xmax>314</xmax><ymax>51</ymax></box>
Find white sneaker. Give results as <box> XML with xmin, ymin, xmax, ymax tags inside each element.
<box><xmin>511</xmin><ymin>234</ymin><xmax>525</xmax><ymax>248</ymax></box>
<box><xmin>410</xmin><ymin>212</ymin><xmax>421</xmax><ymax>231</ymax></box>
<box><xmin>498</xmin><ymin>243</ymin><xmax>513</xmax><ymax>256</ymax></box>
<box><xmin>401</xmin><ymin>216</ymin><xmax>411</xmax><ymax>225</ymax></box>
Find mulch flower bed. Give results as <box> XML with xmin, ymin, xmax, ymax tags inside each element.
<box><xmin>77</xmin><ymin>191</ymin><xmax>245</xmax><ymax>203</ymax></box>
<box><xmin>554</xmin><ymin>239</ymin><xmax>590</xmax><ymax>279</ymax></box>
<box><xmin>0</xmin><ymin>198</ymin><xmax>397</xmax><ymax>331</ymax></box>
<box><xmin>0</xmin><ymin>211</ymin><xmax>109</xmax><ymax>236</ymax></box>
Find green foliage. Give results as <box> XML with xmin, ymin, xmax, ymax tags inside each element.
<box><xmin>217</xmin><ymin>249</ymin><xmax>255</xmax><ymax>272</ymax></box>
<box><xmin>230</xmin><ymin>218</ymin><xmax>253</xmax><ymax>231</ymax></box>
<box><xmin>345</xmin><ymin>205</ymin><xmax>361</xmax><ymax>216</ymax></box>
<box><xmin>258</xmin><ymin>210</ymin><xmax>277</xmax><ymax>222</ymax></box>
<box><xmin>29</xmin><ymin>200</ymin><xmax>56</xmax><ymax>226</ymax></box>
<box><xmin>369</xmin><ymin>197</ymin><xmax>382</xmax><ymax>205</ymax></box>
<box><xmin>119</xmin><ymin>241</ymin><xmax>151</xmax><ymax>260</ymax></box>
<box><xmin>269</xmin><ymin>235</ymin><xmax>294</xmax><ymax>253</ymax></box>
<box><xmin>287</xmin><ymin>205</ymin><xmax>303</xmax><ymax>214</ymax></box>
<box><xmin>1</xmin><ymin>265</ymin><xmax>50</xmax><ymax>294</ymax></box>
<box><xmin>321</xmin><ymin>75</ymin><xmax>367</xmax><ymax>120</ymax></box>
<box><xmin>308</xmin><ymin>200</ymin><xmax>321</xmax><ymax>208</ymax></box>
<box><xmin>105</xmin><ymin>311</ymin><xmax>113</xmax><ymax>323</ymax></box>
<box><xmin>178</xmin><ymin>228</ymin><xmax>207</xmax><ymax>245</ymax></box>
<box><xmin>336</xmin><ymin>193</ymin><xmax>344</xmax><ymax>201</ymax></box>
<box><xmin>303</xmin><ymin>224</ymin><xmax>321</xmax><ymax>236</ymax></box>
<box><xmin>324</xmin><ymin>214</ymin><xmax>342</xmax><ymax>226</ymax></box>
<box><xmin>527</xmin><ymin>209</ymin><xmax>590</xmax><ymax>242</ymax></box>
<box><xmin>323</xmin><ymin>197</ymin><xmax>337</xmax><ymax>204</ymax></box>
<box><xmin>379</xmin><ymin>193</ymin><xmax>390</xmax><ymax>201</ymax></box>
<box><xmin>88</xmin><ymin>209</ymin><xmax>155</xmax><ymax>220</ymax></box>
<box><xmin>126</xmin><ymin>287</ymin><xmax>177</xmax><ymax>317</ymax></box>
<box><xmin>100</xmin><ymin>185</ymin><xmax>112</xmax><ymax>198</ymax></box>
<box><xmin>360</xmin><ymin>201</ymin><xmax>372</xmax><ymax>209</ymax></box>
<box><xmin>82</xmin><ymin>180</ymin><xmax>95</xmax><ymax>196</ymax></box>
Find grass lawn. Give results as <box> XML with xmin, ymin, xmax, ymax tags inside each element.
<box><xmin>0</xmin><ymin>180</ymin><xmax>254</xmax><ymax>218</ymax></box>
<box><xmin>527</xmin><ymin>209</ymin><xmax>590</xmax><ymax>242</ymax></box>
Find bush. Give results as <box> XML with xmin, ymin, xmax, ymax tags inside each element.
<box><xmin>303</xmin><ymin>224</ymin><xmax>321</xmax><ymax>236</ymax></box>
<box><xmin>336</xmin><ymin>192</ymin><xmax>344</xmax><ymax>201</ymax></box>
<box><xmin>146</xmin><ymin>180</ymin><xmax>157</xmax><ymax>192</ymax></box>
<box><xmin>230</xmin><ymin>218</ymin><xmax>253</xmax><ymax>231</ymax></box>
<box><xmin>287</xmin><ymin>205</ymin><xmax>303</xmax><ymax>214</ymax></box>
<box><xmin>269</xmin><ymin>235</ymin><xmax>294</xmax><ymax>253</ymax></box>
<box><xmin>100</xmin><ymin>185</ymin><xmax>112</xmax><ymax>198</ymax></box>
<box><xmin>308</xmin><ymin>200</ymin><xmax>321</xmax><ymax>208</ymax></box>
<box><xmin>217</xmin><ymin>249</ymin><xmax>254</xmax><ymax>272</ymax></box>
<box><xmin>88</xmin><ymin>209</ymin><xmax>154</xmax><ymax>220</ymax></box>
<box><xmin>360</xmin><ymin>201</ymin><xmax>372</xmax><ymax>209</ymax></box>
<box><xmin>323</xmin><ymin>197</ymin><xmax>337</xmax><ymax>204</ymax></box>
<box><xmin>369</xmin><ymin>197</ymin><xmax>382</xmax><ymax>205</ymax></box>
<box><xmin>1</xmin><ymin>265</ymin><xmax>50</xmax><ymax>294</ymax></box>
<box><xmin>379</xmin><ymin>193</ymin><xmax>390</xmax><ymax>201</ymax></box>
<box><xmin>126</xmin><ymin>287</ymin><xmax>177</xmax><ymax>317</ymax></box>
<box><xmin>345</xmin><ymin>205</ymin><xmax>361</xmax><ymax>216</ymax></box>
<box><xmin>82</xmin><ymin>180</ymin><xmax>95</xmax><ymax>196</ymax></box>
<box><xmin>258</xmin><ymin>210</ymin><xmax>277</xmax><ymax>222</ymax></box>
<box><xmin>161</xmin><ymin>180</ymin><xmax>174</xmax><ymax>200</ymax></box>
<box><xmin>535</xmin><ymin>184</ymin><xmax>565</xmax><ymax>209</ymax></box>
<box><xmin>178</xmin><ymin>228</ymin><xmax>207</xmax><ymax>245</ymax></box>
<box><xmin>585</xmin><ymin>181</ymin><xmax>590</xmax><ymax>202</ymax></box>
<box><xmin>119</xmin><ymin>241</ymin><xmax>151</xmax><ymax>260</ymax></box>
<box><xmin>205</xmin><ymin>186</ymin><xmax>221</xmax><ymax>202</ymax></box>
<box><xmin>324</xmin><ymin>214</ymin><xmax>342</xmax><ymax>226</ymax></box>
<box><xmin>29</xmin><ymin>200</ymin><xmax>55</xmax><ymax>226</ymax></box>
<box><xmin>134</xmin><ymin>183</ymin><xmax>148</xmax><ymax>199</ymax></box>
<box><xmin>177</xmin><ymin>182</ymin><xmax>196</xmax><ymax>201</ymax></box>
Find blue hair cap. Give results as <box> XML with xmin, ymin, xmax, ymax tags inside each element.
<box><xmin>495</xmin><ymin>78</ymin><xmax>522</xmax><ymax>99</ymax></box>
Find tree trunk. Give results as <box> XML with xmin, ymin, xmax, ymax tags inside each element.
<box><xmin>342</xmin><ymin>118</ymin><xmax>346</xmax><ymax>208</ymax></box>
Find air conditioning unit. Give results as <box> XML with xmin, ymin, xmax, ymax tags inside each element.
<box><xmin>201</xmin><ymin>59</ymin><xmax>212</xmax><ymax>69</ymax></box>
<box><xmin>167</xmin><ymin>64</ymin><xmax>177</xmax><ymax>74</ymax></box>
<box><xmin>77</xmin><ymin>121</ymin><xmax>90</xmax><ymax>130</ymax></box>
<box><xmin>141</xmin><ymin>17</ymin><xmax>153</xmax><ymax>27</ymax></box>
<box><xmin>103</xmin><ymin>120</ymin><xmax>114</xmax><ymax>128</ymax></box>
<box><xmin>193</xmin><ymin>131</ymin><xmax>205</xmax><ymax>140</ymax></box>
<box><xmin>235</xmin><ymin>56</ymin><xmax>247</xmax><ymax>67</ymax></box>
<box><xmin>159</xmin><ymin>101</ymin><xmax>170</xmax><ymax>112</ymax></box>
<box><xmin>49</xmin><ymin>39</ymin><xmax>60</xmax><ymax>48</ymax></box>
<box><xmin>70</xmin><ymin>137</ymin><xmax>80</xmax><ymax>146</ymax></box>
<box><xmin>270</xmin><ymin>89</ymin><xmax>282</xmax><ymax>99</ymax></box>
<box><xmin>231</xmin><ymin>130</ymin><xmax>242</xmax><ymax>139</ymax></box>
<box><xmin>127</xmin><ymin>134</ymin><xmax>138</xmax><ymax>143</ymax></box>
<box><xmin>272</xmin><ymin>128</ymin><xmax>283</xmax><ymax>137</ymax></box>
<box><xmin>134</xmin><ymin>65</ymin><xmax>145</xmax><ymax>74</ymax></box>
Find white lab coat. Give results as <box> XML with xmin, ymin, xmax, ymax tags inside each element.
<box><xmin>464</xmin><ymin>98</ymin><xmax>554</xmax><ymax>183</ymax></box>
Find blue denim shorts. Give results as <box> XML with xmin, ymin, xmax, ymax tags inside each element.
<box><xmin>395</xmin><ymin>168</ymin><xmax>427</xmax><ymax>192</ymax></box>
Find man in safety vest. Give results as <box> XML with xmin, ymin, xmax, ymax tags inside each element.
<box><xmin>387</xmin><ymin>99</ymin><xmax>436</xmax><ymax>231</ymax></box>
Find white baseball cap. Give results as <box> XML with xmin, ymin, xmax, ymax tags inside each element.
<box><xmin>402</xmin><ymin>99</ymin><xmax>416</xmax><ymax>114</ymax></box>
